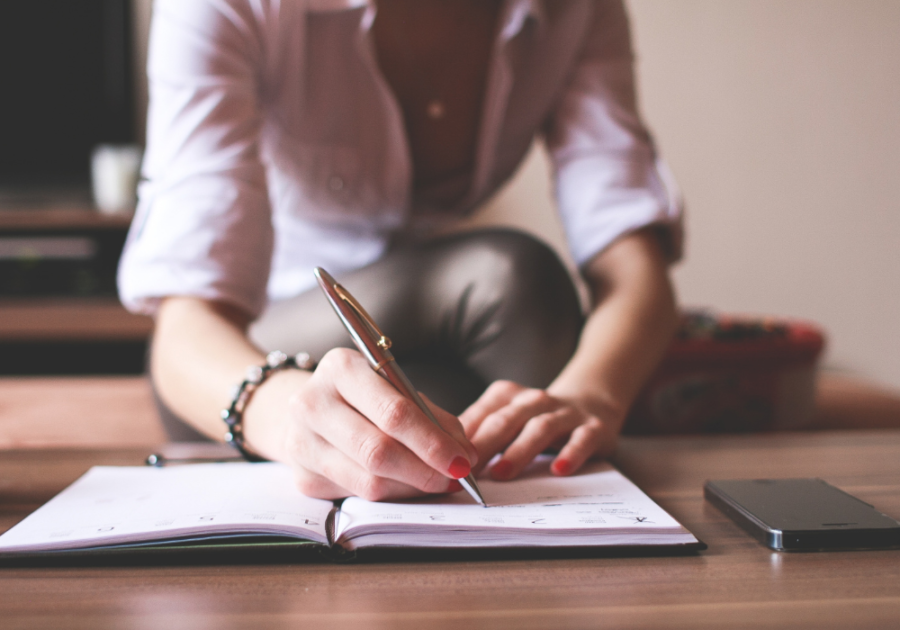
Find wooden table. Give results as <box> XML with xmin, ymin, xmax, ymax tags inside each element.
<box><xmin>2</xmin><ymin>430</ymin><xmax>899</xmax><ymax>629</ymax></box>
<box><xmin>0</xmin><ymin>376</ymin><xmax>164</xmax><ymax>448</ymax></box>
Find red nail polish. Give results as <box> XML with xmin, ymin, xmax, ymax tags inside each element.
<box><xmin>551</xmin><ymin>458</ymin><xmax>572</xmax><ymax>476</ymax></box>
<box><xmin>491</xmin><ymin>458</ymin><xmax>514</xmax><ymax>480</ymax></box>
<box><xmin>448</xmin><ymin>456</ymin><xmax>471</xmax><ymax>479</ymax></box>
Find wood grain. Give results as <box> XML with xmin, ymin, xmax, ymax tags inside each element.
<box><xmin>0</xmin><ymin>208</ymin><xmax>133</xmax><ymax>230</ymax></box>
<box><xmin>0</xmin><ymin>377</ymin><xmax>164</xmax><ymax>448</ymax></box>
<box><xmin>0</xmin><ymin>298</ymin><xmax>152</xmax><ymax>341</ymax></box>
<box><xmin>2</xmin><ymin>431</ymin><xmax>899</xmax><ymax>629</ymax></box>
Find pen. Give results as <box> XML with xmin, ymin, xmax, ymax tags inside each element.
<box><xmin>314</xmin><ymin>267</ymin><xmax>487</xmax><ymax>506</ymax></box>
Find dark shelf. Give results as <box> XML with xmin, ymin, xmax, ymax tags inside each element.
<box><xmin>0</xmin><ymin>339</ymin><xmax>147</xmax><ymax>375</ymax></box>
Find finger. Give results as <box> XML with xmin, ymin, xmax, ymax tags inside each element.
<box><xmin>320</xmin><ymin>349</ymin><xmax>475</xmax><ymax>481</ymax></box>
<box><xmin>458</xmin><ymin>380</ymin><xmax>521</xmax><ymax>436</ymax></box>
<box><xmin>469</xmin><ymin>388</ymin><xmax>561</xmax><ymax>468</ymax></box>
<box><xmin>551</xmin><ymin>417</ymin><xmax>611</xmax><ymax>477</ymax></box>
<box><xmin>489</xmin><ymin>407</ymin><xmax>581</xmax><ymax>480</ymax></box>
<box><xmin>420</xmin><ymin>393</ymin><xmax>479</xmax><ymax>465</ymax></box>
<box><xmin>295</xmin><ymin>384</ymin><xmax>458</xmax><ymax>495</ymax></box>
<box><xmin>284</xmin><ymin>419</ymin><xmax>363</xmax><ymax>499</ymax></box>
<box><xmin>294</xmin><ymin>442</ymin><xmax>458</xmax><ymax>502</ymax></box>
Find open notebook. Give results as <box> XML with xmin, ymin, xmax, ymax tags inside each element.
<box><xmin>0</xmin><ymin>457</ymin><xmax>703</xmax><ymax>563</ymax></box>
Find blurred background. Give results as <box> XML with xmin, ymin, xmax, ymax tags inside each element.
<box><xmin>1</xmin><ymin>0</ymin><xmax>898</xmax><ymax>399</ymax></box>
<box><xmin>477</xmin><ymin>0</ymin><xmax>900</xmax><ymax>394</ymax></box>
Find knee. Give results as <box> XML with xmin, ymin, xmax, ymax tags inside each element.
<box><xmin>410</xmin><ymin>229</ymin><xmax>583</xmax><ymax>387</ymax></box>
<box><xmin>459</xmin><ymin>229</ymin><xmax>582</xmax><ymax>325</ymax></box>
<box><xmin>439</xmin><ymin>229</ymin><xmax>583</xmax><ymax>387</ymax></box>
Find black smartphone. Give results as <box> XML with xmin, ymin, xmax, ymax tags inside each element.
<box><xmin>704</xmin><ymin>478</ymin><xmax>900</xmax><ymax>551</ymax></box>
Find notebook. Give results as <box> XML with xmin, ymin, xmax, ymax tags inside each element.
<box><xmin>0</xmin><ymin>456</ymin><xmax>703</xmax><ymax>563</ymax></box>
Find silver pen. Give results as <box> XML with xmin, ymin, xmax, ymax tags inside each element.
<box><xmin>314</xmin><ymin>267</ymin><xmax>486</xmax><ymax>506</ymax></box>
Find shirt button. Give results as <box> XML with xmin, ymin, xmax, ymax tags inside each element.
<box><xmin>328</xmin><ymin>176</ymin><xmax>345</xmax><ymax>192</ymax></box>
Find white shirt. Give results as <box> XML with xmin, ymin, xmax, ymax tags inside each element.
<box><xmin>118</xmin><ymin>0</ymin><xmax>683</xmax><ymax>318</ymax></box>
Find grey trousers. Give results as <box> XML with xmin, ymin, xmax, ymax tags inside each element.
<box><xmin>155</xmin><ymin>229</ymin><xmax>585</xmax><ymax>442</ymax></box>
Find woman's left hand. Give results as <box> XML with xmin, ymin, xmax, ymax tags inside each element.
<box><xmin>458</xmin><ymin>380</ymin><xmax>624</xmax><ymax>481</ymax></box>
<box><xmin>459</xmin><ymin>229</ymin><xmax>678</xmax><ymax>482</ymax></box>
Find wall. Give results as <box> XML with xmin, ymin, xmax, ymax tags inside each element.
<box><xmin>477</xmin><ymin>0</ymin><xmax>900</xmax><ymax>391</ymax></box>
<box><xmin>131</xmin><ymin>0</ymin><xmax>900</xmax><ymax>391</ymax></box>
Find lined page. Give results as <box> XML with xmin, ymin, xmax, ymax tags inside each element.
<box><xmin>336</xmin><ymin>458</ymin><xmax>695</xmax><ymax>549</ymax></box>
<box><xmin>0</xmin><ymin>463</ymin><xmax>333</xmax><ymax>552</ymax></box>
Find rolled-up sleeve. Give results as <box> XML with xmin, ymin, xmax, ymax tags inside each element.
<box><xmin>544</xmin><ymin>0</ymin><xmax>683</xmax><ymax>268</ymax></box>
<box><xmin>118</xmin><ymin>0</ymin><xmax>273</xmax><ymax>317</ymax></box>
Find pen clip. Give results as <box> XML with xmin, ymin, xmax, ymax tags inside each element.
<box><xmin>334</xmin><ymin>284</ymin><xmax>392</xmax><ymax>351</ymax></box>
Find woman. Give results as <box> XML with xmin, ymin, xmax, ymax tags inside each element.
<box><xmin>119</xmin><ymin>0</ymin><xmax>682</xmax><ymax>501</ymax></box>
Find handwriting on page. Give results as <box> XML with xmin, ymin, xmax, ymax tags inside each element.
<box><xmin>337</xmin><ymin>458</ymin><xmax>679</xmax><ymax>539</ymax></box>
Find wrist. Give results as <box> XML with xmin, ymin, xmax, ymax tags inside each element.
<box><xmin>226</xmin><ymin>352</ymin><xmax>316</xmax><ymax>461</ymax></box>
<box><xmin>242</xmin><ymin>367</ymin><xmax>314</xmax><ymax>461</ymax></box>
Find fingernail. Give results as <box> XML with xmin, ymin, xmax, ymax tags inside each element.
<box><xmin>491</xmin><ymin>458</ymin><xmax>514</xmax><ymax>480</ymax></box>
<box><xmin>448</xmin><ymin>456</ymin><xmax>471</xmax><ymax>479</ymax></box>
<box><xmin>446</xmin><ymin>480</ymin><xmax>463</xmax><ymax>493</ymax></box>
<box><xmin>551</xmin><ymin>458</ymin><xmax>572</xmax><ymax>476</ymax></box>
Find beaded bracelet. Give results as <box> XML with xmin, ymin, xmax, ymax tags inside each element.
<box><xmin>221</xmin><ymin>350</ymin><xmax>317</xmax><ymax>462</ymax></box>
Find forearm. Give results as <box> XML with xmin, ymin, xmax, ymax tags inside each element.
<box><xmin>151</xmin><ymin>297</ymin><xmax>308</xmax><ymax>459</ymax></box>
<box><xmin>547</xmin><ymin>229</ymin><xmax>678</xmax><ymax>433</ymax></box>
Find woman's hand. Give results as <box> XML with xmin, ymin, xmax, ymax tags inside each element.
<box><xmin>248</xmin><ymin>348</ymin><xmax>478</xmax><ymax>502</ymax></box>
<box><xmin>459</xmin><ymin>380</ymin><xmax>624</xmax><ymax>481</ymax></box>
<box><xmin>459</xmin><ymin>229</ymin><xmax>678</xmax><ymax>482</ymax></box>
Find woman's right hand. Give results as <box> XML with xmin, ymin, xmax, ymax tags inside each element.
<box><xmin>245</xmin><ymin>348</ymin><xmax>478</xmax><ymax>502</ymax></box>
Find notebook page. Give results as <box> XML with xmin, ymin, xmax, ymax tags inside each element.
<box><xmin>336</xmin><ymin>458</ymin><xmax>693</xmax><ymax>548</ymax></box>
<box><xmin>0</xmin><ymin>463</ymin><xmax>333</xmax><ymax>553</ymax></box>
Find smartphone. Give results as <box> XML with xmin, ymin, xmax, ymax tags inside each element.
<box><xmin>704</xmin><ymin>478</ymin><xmax>900</xmax><ymax>551</ymax></box>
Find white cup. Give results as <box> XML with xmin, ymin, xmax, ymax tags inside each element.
<box><xmin>91</xmin><ymin>144</ymin><xmax>143</xmax><ymax>214</ymax></box>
